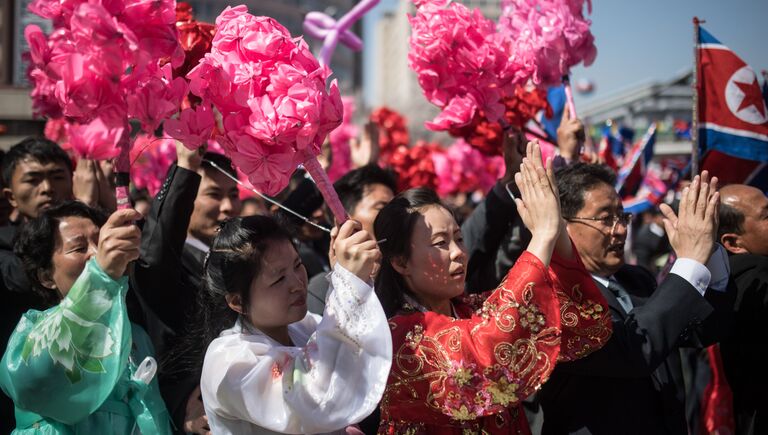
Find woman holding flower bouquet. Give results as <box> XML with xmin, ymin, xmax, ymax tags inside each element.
<box><xmin>0</xmin><ymin>202</ymin><xmax>171</xmax><ymax>434</ymax></box>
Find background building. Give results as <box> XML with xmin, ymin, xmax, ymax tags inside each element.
<box><xmin>580</xmin><ymin>69</ymin><xmax>695</xmax><ymax>157</ymax></box>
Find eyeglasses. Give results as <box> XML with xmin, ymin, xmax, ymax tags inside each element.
<box><xmin>566</xmin><ymin>212</ymin><xmax>633</xmax><ymax>232</ymax></box>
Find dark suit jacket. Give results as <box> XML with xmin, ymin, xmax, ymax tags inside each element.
<box><xmin>721</xmin><ymin>253</ymin><xmax>768</xmax><ymax>435</ymax></box>
<box><xmin>130</xmin><ymin>164</ymin><xmax>202</xmax><ymax>433</ymax></box>
<box><xmin>538</xmin><ymin>264</ymin><xmax>733</xmax><ymax>435</ymax></box>
<box><xmin>633</xmin><ymin>223</ymin><xmax>669</xmax><ymax>274</ymax></box>
<box><xmin>462</xmin><ymin>181</ymin><xmax>531</xmax><ymax>294</ymax></box>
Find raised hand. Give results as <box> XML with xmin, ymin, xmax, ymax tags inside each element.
<box><xmin>514</xmin><ymin>141</ymin><xmax>561</xmax><ymax>266</ymax></box>
<box><xmin>350</xmin><ymin>121</ymin><xmax>380</xmax><ymax>168</ymax></box>
<box><xmin>500</xmin><ymin>127</ymin><xmax>525</xmax><ymax>186</ymax></box>
<box><xmin>72</xmin><ymin>159</ymin><xmax>100</xmax><ymax>208</ymax></box>
<box><xmin>332</xmin><ymin>220</ymin><xmax>381</xmax><ymax>281</ymax></box>
<box><xmin>96</xmin><ymin>208</ymin><xmax>142</xmax><ymax>279</ymax></box>
<box><xmin>556</xmin><ymin>104</ymin><xmax>585</xmax><ymax>162</ymax></box>
<box><xmin>659</xmin><ymin>171</ymin><xmax>720</xmax><ymax>264</ymax></box>
<box><xmin>176</xmin><ymin>139</ymin><xmax>204</xmax><ymax>172</ymax></box>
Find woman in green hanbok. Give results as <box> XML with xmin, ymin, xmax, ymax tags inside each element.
<box><xmin>0</xmin><ymin>201</ymin><xmax>171</xmax><ymax>434</ymax></box>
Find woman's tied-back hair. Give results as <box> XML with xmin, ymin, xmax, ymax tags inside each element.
<box><xmin>373</xmin><ymin>187</ymin><xmax>453</xmax><ymax>317</ymax></box>
<box><xmin>200</xmin><ymin>215</ymin><xmax>293</xmax><ymax>347</ymax></box>
<box><xmin>165</xmin><ymin>215</ymin><xmax>295</xmax><ymax>380</ymax></box>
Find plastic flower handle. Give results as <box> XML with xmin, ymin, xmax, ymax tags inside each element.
<box><xmin>115</xmin><ymin>128</ymin><xmax>132</xmax><ymax>211</ymax></box>
<box><xmin>563</xmin><ymin>75</ymin><xmax>578</xmax><ymax>120</ymax></box>
<box><xmin>301</xmin><ymin>151</ymin><xmax>348</xmax><ymax>224</ymax></box>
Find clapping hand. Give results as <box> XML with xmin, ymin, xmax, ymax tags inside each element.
<box><xmin>514</xmin><ymin>141</ymin><xmax>562</xmax><ymax>266</ymax></box>
<box><xmin>659</xmin><ymin>171</ymin><xmax>720</xmax><ymax>264</ymax></box>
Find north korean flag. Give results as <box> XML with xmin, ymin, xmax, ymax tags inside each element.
<box><xmin>701</xmin><ymin>150</ymin><xmax>768</xmax><ymax>192</ymax></box>
<box><xmin>698</xmin><ymin>27</ymin><xmax>768</xmax><ymax>162</ymax></box>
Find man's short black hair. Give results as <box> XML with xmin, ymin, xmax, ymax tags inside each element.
<box><xmin>2</xmin><ymin>137</ymin><xmax>72</xmax><ymax>187</ymax></box>
<box><xmin>14</xmin><ymin>201</ymin><xmax>108</xmax><ymax>307</ymax></box>
<box><xmin>333</xmin><ymin>164</ymin><xmax>398</xmax><ymax>214</ymax></box>
<box><xmin>717</xmin><ymin>202</ymin><xmax>745</xmax><ymax>240</ymax></box>
<box><xmin>556</xmin><ymin>163</ymin><xmax>617</xmax><ymax>218</ymax></box>
<box><xmin>201</xmin><ymin>152</ymin><xmax>237</xmax><ymax>179</ymax></box>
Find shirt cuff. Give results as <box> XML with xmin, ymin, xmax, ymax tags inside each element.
<box><xmin>704</xmin><ymin>244</ymin><xmax>730</xmax><ymax>292</ymax></box>
<box><xmin>670</xmin><ymin>258</ymin><xmax>711</xmax><ymax>296</ymax></box>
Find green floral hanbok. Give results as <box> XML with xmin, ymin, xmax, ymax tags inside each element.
<box><xmin>0</xmin><ymin>258</ymin><xmax>172</xmax><ymax>434</ymax></box>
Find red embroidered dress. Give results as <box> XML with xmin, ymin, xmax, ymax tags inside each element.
<box><xmin>378</xmin><ymin>248</ymin><xmax>611</xmax><ymax>434</ymax></box>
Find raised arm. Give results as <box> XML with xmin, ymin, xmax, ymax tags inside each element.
<box><xmin>0</xmin><ymin>209</ymin><xmax>141</xmax><ymax>424</ymax></box>
<box><xmin>201</xmin><ymin>221</ymin><xmax>391</xmax><ymax>433</ymax></box>
<box><xmin>131</xmin><ymin>143</ymin><xmax>201</xmax><ymax>330</ymax></box>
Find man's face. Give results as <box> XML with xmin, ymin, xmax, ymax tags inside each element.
<box><xmin>351</xmin><ymin>183</ymin><xmax>394</xmax><ymax>235</ymax></box>
<box><xmin>722</xmin><ymin>185</ymin><xmax>768</xmax><ymax>256</ymax></box>
<box><xmin>3</xmin><ymin>158</ymin><xmax>72</xmax><ymax>220</ymax></box>
<box><xmin>188</xmin><ymin>168</ymin><xmax>242</xmax><ymax>246</ymax></box>
<box><xmin>566</xmin><ymin>182</ymin><xmax>628</xmax><ymax>277</ymax></box>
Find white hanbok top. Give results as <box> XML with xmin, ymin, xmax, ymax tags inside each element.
<box><xmin>200</xmin><ymin>264</ymin><xmax>392</xmax><ymax>435</ymax></box>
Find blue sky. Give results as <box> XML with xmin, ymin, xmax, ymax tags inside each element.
<box><xmin>362</xmin><ymin>0</ymin><xmax>768</xmax><ymax>107</ymax></box>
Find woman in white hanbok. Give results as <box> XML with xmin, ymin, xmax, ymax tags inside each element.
<box><xmin>198</xmin><ymin>215</ymin><xmax>392</xmax><ymax>434</ymax></box>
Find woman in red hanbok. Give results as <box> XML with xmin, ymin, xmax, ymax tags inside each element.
<box><xmin>373</xmin><ymin>142</ymin><xmax>612</xmax><ymax>434</ymax></box>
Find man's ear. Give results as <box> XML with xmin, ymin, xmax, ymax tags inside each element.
<box><xmin>225</xmin><ymin>293</ymin><xmax>245</xmax><ymax>315</ymax></box>
<box><xmin>3</xmin><ymin>187</ymin><xmax>18</xmax><ymax>210</ymax></box>
<box><xmin>720</xmin><ymin>233</ymin><xmax>748</xmax><ymax>255</ymax></box>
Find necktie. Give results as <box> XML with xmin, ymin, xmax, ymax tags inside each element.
<box><xmin>608</xmin><ymin>278</ymin><xmax>634</xmax><ymax>313</ymax></box>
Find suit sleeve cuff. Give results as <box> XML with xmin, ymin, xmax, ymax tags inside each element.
<box><xmin>670</xmin><ymin>258</ymin><xmax>711</xmax><ymax>296</ymax></box>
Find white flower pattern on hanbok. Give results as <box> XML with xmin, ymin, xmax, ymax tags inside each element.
<box><xmin>21</xmin><ymin>289</ymin><xmax>116</xmax><ymax>383</ymax></box>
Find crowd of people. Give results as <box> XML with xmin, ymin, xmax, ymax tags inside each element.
<box><xmin>0</xmin><ymin>113</ymin><xmax>764</xmax><ymax>435</ymax></box>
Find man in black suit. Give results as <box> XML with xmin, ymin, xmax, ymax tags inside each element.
<box><xmin>717</xmin><ymin>184</ymin><xmax>768</xmax><ymax>434</ymax></box>
<box><xmin>130</xmin><ymin>145</ymin><xmax>241</xmax><ymax>435</ymax></box>
<box><xmin>538</xmin><ymin>164</ymin><xmax>731</xmax><ymax>435</ymax></box>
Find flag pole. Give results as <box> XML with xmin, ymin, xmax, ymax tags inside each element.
<box><xmin>691</xmin><ymin>17</ymin><xmax>703</xmax><ymax>178</ymax></box>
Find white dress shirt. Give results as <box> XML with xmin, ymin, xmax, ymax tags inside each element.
<box><xmin>593</xmin><ymin>244</ymin><xmax>731</xmax><ymax>311</ymax></box>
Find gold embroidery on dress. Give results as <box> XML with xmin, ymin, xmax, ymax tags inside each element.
<box><xmin>385</xmin><ymin>279</ymin><xmax>558</xmax><ymax>422</ymax></box>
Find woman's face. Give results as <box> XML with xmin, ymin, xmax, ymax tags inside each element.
<box><xmin>46</xmin><ymin>216</ymin><xmax>100</xmax><ymax>298</ymax></box>
<box><xmin>398</xmin><ymin>206</ymin><xmax>467</xmax><ymax>308</ymax></box>
<box><xmin>246</xmin><ymin>239</ymin><xmax>309</xmax><ymax>332</ymax></box>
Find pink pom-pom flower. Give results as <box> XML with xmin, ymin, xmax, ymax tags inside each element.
<box><xmin>186</xmin><ymin>5</ymin><xmax>343</xmax><ymax>196</ymax></box>
<box><xmin>499</xmin><ymin>0</ymin><xmax>596</xmax><ymax>86</ymax></box>
<box><xmin>408</xmin><ymin>0</ymin><xmax>526</xmax><ymax>132</ymax></box>
<box><xmin>432</xmin><ymin>139</ymin><xmax>505</xmax><ymax>196</ymax></box>
<box><xmin>130</xmin><ymin>134</ymin><xmax>177</xmax><ymax>196</ymax></box>
<box><xmin>24</xmin><ymin>0</ymin><xmax>184</xmax><ymax>162</ymax></box>
<box><xmin>165</xmin><ymin>103</ymin><xmax>216</xmax><ymax>150</ymax></box>
<box><xmin>67</xmin><ymin>117</ymin><xmax>125</xmax><ymax>160</ymax></box>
